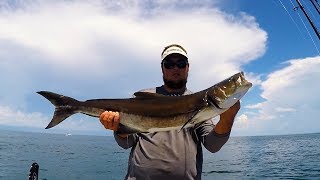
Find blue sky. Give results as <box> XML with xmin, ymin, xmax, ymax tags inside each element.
<box><xmin>0</xmin><ymin>0</ymin><xmax>319</xmax><ymax>136</ymax></box>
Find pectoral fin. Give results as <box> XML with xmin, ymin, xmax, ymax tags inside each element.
<box><xmin>179</xmin><ymin>110</ymin><xmax>202</xmax><ymax>131</ymax></box>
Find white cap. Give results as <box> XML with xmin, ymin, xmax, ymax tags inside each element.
<box><xmin>161</xmin><ymin>45</ymin><xmax>188</xmax><ymax>61</ymax></box>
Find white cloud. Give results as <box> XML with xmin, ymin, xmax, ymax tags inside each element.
<box><xmin>235</xmin><ymin>114</ymin><xmax>249</xmax><ymax>128</ymax></box>
<box><xmin>245</xmin><ymin>103</ymin><xmax>263</xmax><ymax>109</ymax></box>
<box><xmin>0</xmin><ymin>0</ymin><xmax>266</xmax><ymax>76</ymax></box>
<box><xmin>0</xmin><ymin>0</ymin><xmax>267</xmax><ymax>133</ymax></box>
<box><xmin>275</xmin><ymin>107</ymin><xmax>296</xmax><ymax>112</ymax></box>
<box><xmin>0</xmin><ymin>105</ymin><xmax>108</xmax><ymax>135</ymax></box>
<box><xmin>0</xmin><ymin>105</ymin><xmax>47</xmax><ymax>128</ymax></box>
<box><xmin>240</xmin><ymin>56</ymin><xmax>320</xmax><ymax>136</ymax></box>
<box><xmin>261</xmin><ymin>56</ymin><xmax>320</xmax><ymax>108</ymax></box>
<box><xmin>245</xmin><ymin>72</ymin><xmax>263</xmax><ymax>86</ymax></box>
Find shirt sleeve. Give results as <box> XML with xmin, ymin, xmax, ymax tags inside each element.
<box><xmin>195</xmin><ymin>119</ymin><xmax>230</xmax><ymax>153</ymax></box>
<box><xmin>113</xmin><ymin>132</ymin><xmax>138</xmax><ymax>149</ymax></box>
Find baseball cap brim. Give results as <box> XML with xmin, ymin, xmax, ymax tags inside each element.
<box><xmin>161</xmin><ymin>46</ymin><xmax>188</xmax><ymax>61</ymax></box>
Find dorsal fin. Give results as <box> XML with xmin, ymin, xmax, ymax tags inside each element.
<box><xmin>133</xmin><ymin>92</ymin><xmax>166</xmax><ymax>98</ymax></box>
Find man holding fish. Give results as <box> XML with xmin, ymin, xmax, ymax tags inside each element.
<box><xmin>100</xmin><ymin>44</ymin><xmax>241</xmax><ymax>180</ymax></box>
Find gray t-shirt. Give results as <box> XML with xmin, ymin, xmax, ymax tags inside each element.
<box><xmin>114</xmin><ymin>86</ymin><xmax>230</xmax><ymax>180</ymax></box>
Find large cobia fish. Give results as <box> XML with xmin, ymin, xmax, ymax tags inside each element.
<box><xmin>38</xmin><ymin>72</ymin><xmax>252</xmax><ymax>134</ymax></box>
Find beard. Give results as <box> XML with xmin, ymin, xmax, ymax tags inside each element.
<box><xmin>163</xmin><ymin>76</ymin><xmax>188</xmax><ymax>90</ymax></box>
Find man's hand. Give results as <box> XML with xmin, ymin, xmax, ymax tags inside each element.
<box><xmin>214</xmin><ymin>101</ymin><xmax>240</xmax><ymax>134</ymax></box>
<box><xmin>99</xmin><ymin>111</ymin><xmax>128</xmax><ymax>138</ymax></box>
<box><xmin>99</xmin><ymin>111</ymin><xmax>120</xmax><ymax>131</ymax></box>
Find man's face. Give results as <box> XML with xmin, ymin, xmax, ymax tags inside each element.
<box><xmin>162</xmin><ymin>54</ymin><xmax>189</xmax><ymax>89</ymax></box>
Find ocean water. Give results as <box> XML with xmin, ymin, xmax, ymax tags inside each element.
<box><xmin>1</xmin><ymin>130</ymin><xmax>319</xmax><ymax>180</ymax></box>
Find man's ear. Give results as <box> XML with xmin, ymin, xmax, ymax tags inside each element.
<box><xmin>161</xmin><ymin>63</ymin><xmax>164</xmax><ymax>74</ymax></box>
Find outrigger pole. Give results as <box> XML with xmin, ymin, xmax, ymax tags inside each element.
<box><xmin>314</xmin><ymin>0</ymin><xmax>320</xmax><ymax>9</ymax></box>
<box><xmin>295</xmin><ymin>0</ymin><xmax>320</xmax><ymax>40</ymax></box>
<box><xmin>310</xmin><ymin>0</ymin><xmax>320</xmax><ymax>15</ymax></box>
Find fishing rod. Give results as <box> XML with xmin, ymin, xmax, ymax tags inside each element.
<box><xmin>315</xmin><ymin>0</ymin><xmax>320</xmax><ymax>9</ymax></box>
<box><xmin>310</xmin><ymin>0</ymin><xmax>320</xmax><ymax>15</ymax></box>
<box><xmin>295</xmin><ymin>0</ymin><xmax>320</xmax><ymax>40</ymax></box>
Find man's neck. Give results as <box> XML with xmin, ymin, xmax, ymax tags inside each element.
<box><xmin>163</xmin><ymin>84</ymin><xmax>186</xmax><ymax>94</ymax></box>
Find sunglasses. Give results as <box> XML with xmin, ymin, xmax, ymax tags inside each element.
<box><xmin>162</xmin><ymin>60</ymin><xmax>188</xmax><ymax>69</ymax></box>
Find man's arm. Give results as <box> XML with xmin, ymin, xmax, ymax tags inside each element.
<box><xmin>113</xmin><ymin>132</ymin><xmax>138</xmax><ymax>149</ymax></box>
<box><xmin>214</xmin><ymin>101</ymin><xmax>240</xmax><ymax>134</ymax></box>
<box><xmin>100</xmin><ymin>111</ymin><xmax>138</xmax><ymax>149</ymax></box>
<box><xmin>197</xmin><ymin>101</ymin><xmax>240</xmax><ymax>153</ymax></box>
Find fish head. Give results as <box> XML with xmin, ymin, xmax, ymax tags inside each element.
<box><xmin>207</xmin><ymin>72</ymin><xmax>252</xmax><ymax>109</ymax></box>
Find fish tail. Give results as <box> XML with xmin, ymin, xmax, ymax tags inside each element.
<box><xmin>37</xmin><ymin>91</ymin><xmax>79</xmax><ymax>129</ymax></box>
